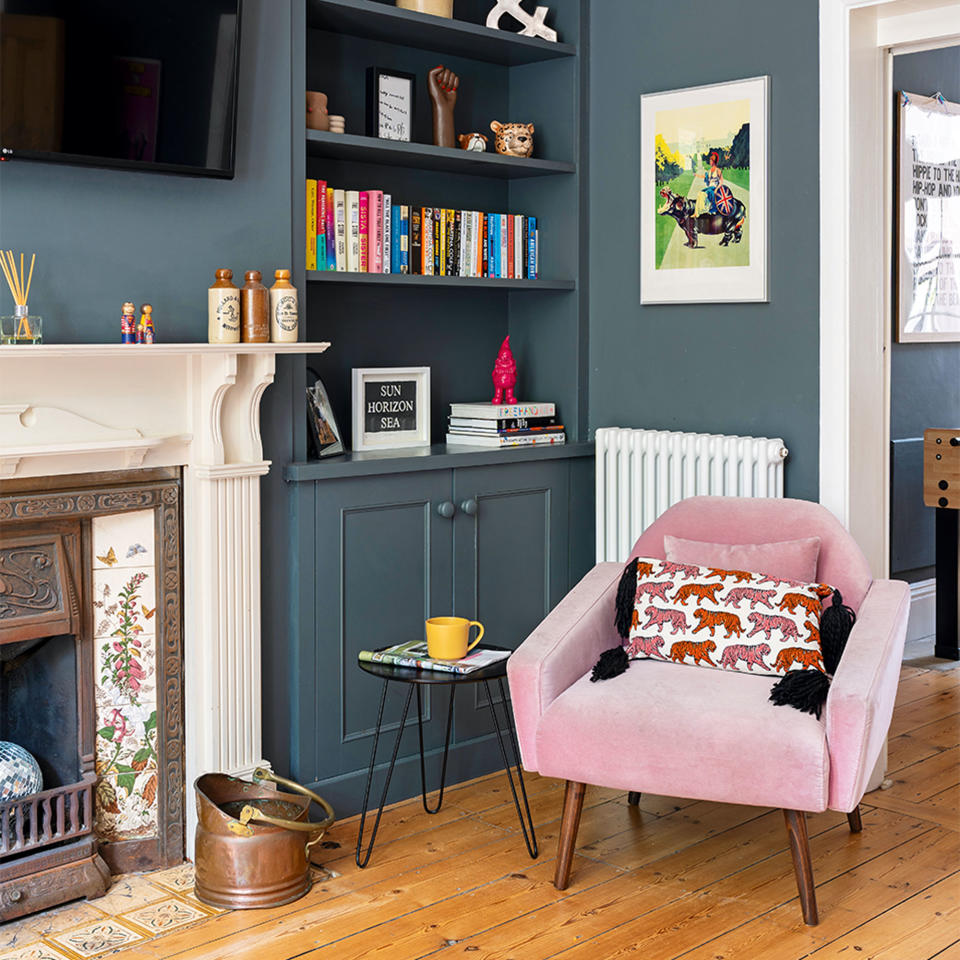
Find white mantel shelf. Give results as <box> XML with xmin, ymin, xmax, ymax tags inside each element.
<box><xmin>0</xmin><ymin>339</ymin><xmax>330</xmax><ymax>854</ymax></box>
<box><xmin>0</xmin><ymin>341</ymin><xmax>331</xmax><ymax>358</ymax></box>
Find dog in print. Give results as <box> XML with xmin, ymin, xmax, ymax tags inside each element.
<box><xmin>659</xmin><ymin>561</ymin><xmax>702</xmax><ymax>581</ymax></box>
<box><xmin>779</xmin><ymin>592</ymin><xmax>821</xmax><ymax>617</ymax></box>
<box><xmin>746</xmin><ymin>612</ymin><xmax>801</xmax><ymax>641</ymax></box>
<box><xmin>692</xmin><ymin>608</ymin><xmax>743</xmax><ymax>639</ymax></box>
<box><xmin>669</xmin><ymin>639</ymin><xmax>717</xmax><ymax>666</ymax></box>
<box><xmin>718</xmin><ymin>642</ymin><xmax>772</xmax><ymax>672</ymax></box>
<box><xmin>774</xmin><ymin>646</ymin><xmax>824</xmax><ymax>672</ymax></box>
<box><xmin>705</xmin><ymin>568</ymin><xmax>754</xmax><ymax>583</ymax></box>
<box><xmin>642</xmin><ymin>605</ymin><xmax>689</xmax><ymax>634</ymax></box>
<box><xmin>627</xmin><ymin>634</ymin><xmax>667</xmax><ymax>659</ymax></box>
<box><xmin>673</xmin><ymin>582</ymin><xmax>723</xmax><ymax>606</ymax></box>
<box><xmin>636</xmin><ymin>580</ymin><xmax>675</xmax><ymax>602</ymax></box>
<box><xmin>724</xmin><ymin>587</ymin><xmax>777</xmax><ymax>610</ymax></box>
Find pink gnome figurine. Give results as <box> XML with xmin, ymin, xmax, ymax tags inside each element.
<box><xmin>491</xmin><ymin>335</ymin><xmax>518</xmax><ymax>405</ymax></box>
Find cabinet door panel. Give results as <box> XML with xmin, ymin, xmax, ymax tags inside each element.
<box><xmin>452</xmin><ymin>461</ymin><xmax>569</xmax><ymax>741</ymax></box>
<box><xmin>308</xmin><ymin>472</ymin><xmax>453</xmax><ymax>786</ymax></box>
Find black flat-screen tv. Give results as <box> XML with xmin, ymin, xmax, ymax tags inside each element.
<box><xmin>0</xmin><ymin>0</ymin><xmax>242</xmax><ymax>178</ymax></box>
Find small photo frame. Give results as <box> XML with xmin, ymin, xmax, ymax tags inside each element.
<box><xmin>306</xmin><ymin>374</ymin><xmax>344</xmax><ymax>458</ymax></box>
<box><xmin>366</xmin><ymin>67</ymin><xmax>416</xmax><ymax>142</ymax></box>
<box><xmin>352</xmin><ymin>366</ymin><xmax>431</xmax><ymax>451</ymax></box>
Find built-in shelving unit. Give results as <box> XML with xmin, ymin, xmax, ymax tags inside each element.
<box><xmin>306</xmin><ymin>270</ymin><xmax>574</xmax><ymax>290</ymax></box>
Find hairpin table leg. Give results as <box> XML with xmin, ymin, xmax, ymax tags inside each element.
<box><xmin>356</xmin><ymin>680</ymin><xmax>414</xmax><ymax>868</ymax></box>
<box><xmin>417</xmin><ymin>684</ymin><xmax>456</xmax><ymax>814</ymax></box>
<box><xmin>483</xmin><ymin>678</ymin><xmax>538</xmax><ymax>859</ymax></box>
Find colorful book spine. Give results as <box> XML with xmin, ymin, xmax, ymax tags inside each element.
<box><xmin>399</xmin><ymin>205</ymin><xmax>410</xmax><ymax>274</ymax></box>
<box><xmin>500</xmin><ymin>214</ymin><xmax>508</xmax><ymax>280</ymax></box>
<box><xmin>446</xmin><ymin>209</ymin><xmax>456</xmax><ymax>277</ymax></box>
<box><xmin>317</xmin><ymin>180</ymin><xmax>328</xmax><ymax>271</ymax></box>
<box><xmin>527</xmin><ymin>216</ymin><xmax>537</xmax><ymax>280</ymax></box>
<box><xmin>334</xmin><ymin>189</ymin><xmax>346</xmax><ymax>271</ymax></box>
<box><xmin>506</xmin><ymin>213</ymin><xmax>515</xmax><ymax>279</ymax></box>
<box><xmin>514</xmin><ymin>214</ymin><xmax>523</xmax><ymax>279</ymax></box>
<box><xmin>462</xmin><ymin>210</ymin><xmax>473</xmax><ymax>277</ymax></box>
<box><xmin>433</xmin><ymin>209</ymin><xmax>441</xmax><ymax>275</ymax></box>
<box><xmin>346</xmin><ymin>190</ymin><xmax>360</xmax><ymax>272</ymax></box>
<box><xmin>482</xmin><ymin>214</ymin><xmax>489</xmax><ymax>277</ymax></box>
<box><xmin>325</xmin><ymin>188</ymin><xmax>336</xmax><ymax>270</ymax></box>
<box><xmin>534</xmin><ymin>226</ymin><xmax>539</xmax><ymax>279</ymax></box>
<box><xmin>390</xmin><ymin>205</ymin><xmax>401</xmax><ymax>273</ymax></box>
<box><xmin>359</xmin><ymin>191</ymin><xmax>369</xmax><ymax>273</ymax></box>
<box><xmin>368</xmin><ymin>190</ymin><xmax>382</xmax><ymax>274</ymax></box>
<box><xmin>422</xmin><ymin>207</ymin><xmax>434</xmax><ymax>276</ymax></box>
<box><xmin>306</xmin><ymin>179</ymin><xmax>317</xmax><ymax>271</ymax></box>
<box><xmin>410</xmin><ymin>207</ymin><xmax>422</xmax><ymax>275</ymax></box>
<box><xmin>383</xmin><ymin>194</ymin><xmax>392</xmax><ymax>274</ymax></box>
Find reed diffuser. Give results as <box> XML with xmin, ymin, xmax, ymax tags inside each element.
<box><xmin>0</xmin><ymin>250</ymin><xmax>42</xmax><ymax>344</ymax></box>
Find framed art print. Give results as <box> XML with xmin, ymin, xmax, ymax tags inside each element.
<box><xmin>640</xmin><ymin>75</ymin><xmax>769</xmax><ymax>303</ymax></box>
<box><xmin>352</xmin><ymin>366</ymin><xmax>430</xmax><ymax>451</ymax></box>
<box><xmin>366</xmin><ymin>68</ymin><xmax>416</xmax><ymax>142</ymax></box>
<box><xmin>896</xmin><ymin>90</ymin><xmax>960</xmax><ymax>342</ymax></box>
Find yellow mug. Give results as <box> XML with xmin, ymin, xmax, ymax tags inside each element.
<box><xmin>425</xmin><ymin>616</ymin><xmax>484</xmax><ymax>660</ymax></box>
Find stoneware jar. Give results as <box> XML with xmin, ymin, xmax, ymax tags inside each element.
<box><xmin>306</xmin><ymin>91</ymin><xmax>329</xmax><ymax>131</ymax></box>
<box><xmin>269</xmin><ymin>269</ymin><xmax>299</xmax><ymax>342</ymax></box>
<box><xmin>208</xmin><ymin>268</ymin><xmax>240</xmax><ymax>343</ymax></box>
<box><xmin>395</xmin><ymin>0</ymin><xmax>453</xmax><ymax>16</ymax></box>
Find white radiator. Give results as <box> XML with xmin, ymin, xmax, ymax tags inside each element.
<box><xmin>595</xmin><ymin>427</ymin><xmax>789</xmax><ymax>562</ymax></box>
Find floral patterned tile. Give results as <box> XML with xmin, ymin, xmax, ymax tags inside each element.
<box><xmin>92</xmin><ymin>510</ymin><xmax>155</xmax><ymax>571</ymax></box>
<box><xmin>94</xmin><ymin>771</ymin><xmax>159</xmax><ymax>843</ymax></box>
<box><xmin>95</xmin><ymin>634</ymin><xmax>156</xmax><ymax>709</ymax></box>
<box><xmin>94</xmin><ymin>701</ymin><xmax>158</xmax><ymax>777</ymax></box>
<box><xmin>120</xmin><ymin>897</ymin><xmax>210</xmax><ymax>934</ymax></box>
<box><xmin>148</xmin><ymin>863</ymin><xmax>195</xmax><ymax>895</ymax></box>
<box><xmin>92</xmin><ymin>566</ymin><xmax>156</xmax><ymax>642</ymax></box>
<box><xmin>47</xmin><ymin>919</ymin><xmax>144</xmax><ymax>958</ymax></box>
<box><xmin>0</xmin><ymin>943</ymin><xmax>74</xmax><ymax>960</ymax></box>
<box><xmin>82</xmin><ymin>874</ymin><xmax>169</xmax><ymax>916</ymax></box>
<box><xmin>0</xmin><ymin>903</ymin><xmax>108</xmax><ymax>951</ymax></box>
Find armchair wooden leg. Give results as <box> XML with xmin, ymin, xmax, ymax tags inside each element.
<box><xmin>627</xmin><ymin>791</ymin><xmax>641</xmax><ymax>806</ymax></box>
<box><xmin>554</xmin><ymin>781</ymin><xmax>586</xmax><ymax>890</ymax></box>
<box><xmin>847</xmin><ymin>805</ymin><xmax>863</xmax><ymax>833</ymax></box>
<box><xmin>783</xmin><ymin>809</ymin><xmax>819</xmax><ymax>925</ymax></box>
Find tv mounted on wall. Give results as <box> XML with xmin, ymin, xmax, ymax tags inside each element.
<box><xmin>0</xmin><ymin>0</ymin><xmax>242</xmax><ymax>178</ymax></box>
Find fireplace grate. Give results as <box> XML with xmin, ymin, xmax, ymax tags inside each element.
<box><xmin>0</xmin><ymin>778</ymin><xmax>94</xmax><ymax>859</ymax></box>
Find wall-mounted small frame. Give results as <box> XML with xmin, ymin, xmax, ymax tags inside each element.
<box><xmin>352</xmin><ymin>366</ymin><xmax>431</xmax><ymax>451</ymax></box>
<box><xmin>366</xmin><ymin>68</ymin><xmax>416</xmax><ymax>142</ymax></box>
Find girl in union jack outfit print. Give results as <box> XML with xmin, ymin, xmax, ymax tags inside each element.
<box><xmin>695</xmin><ymin>151</ymin><xmax>723</xmax><ymax>216</ymax></box>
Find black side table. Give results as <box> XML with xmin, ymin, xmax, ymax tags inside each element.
<box><xmin>355</xmin><ymin>644</ymin><xmax>538</xmax><ymax>867</ymax></box>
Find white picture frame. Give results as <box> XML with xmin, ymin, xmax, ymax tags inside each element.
<box><xmin>640</xmin><ymin>75</ymin><xmax>769</xmax><ymax>304</ymax></box>
<box><xmin>352</xmin><ymin>366</ymin><xmax>431</xmax><ymax>452</ymax></box>
<box><xmin>896</xmin><ymin>90</ymin><xmax>960</xmax><ymax>342</ymax></box>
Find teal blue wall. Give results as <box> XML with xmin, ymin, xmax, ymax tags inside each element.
<box><xmin>0</xmin><ymin>0</ymin><xmax>293</xmax><ymax>343</ymax></box>
<box><xmin>587</xmin><ymin>0</ymin><xmax>820</xmax><ymax>500</ymax></box>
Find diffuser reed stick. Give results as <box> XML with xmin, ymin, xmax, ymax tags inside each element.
<box><xmin>1</xmin><ymin>250</ymin><xmax>36</xmax><ymax>339</ymax></box>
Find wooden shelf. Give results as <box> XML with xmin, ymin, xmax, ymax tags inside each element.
<box><xmin>284</xmin><ymin>441</ymin><xmax>593</xmax><ymax>481</ymax></box>
<box><xmin>306</xmin><ymin>130</ymin><xmax>575</xmax><ymax>178</ymax></box>
<box><xmin>306</xmin><ymin>271</ymin><xmax>574</xmax><ymax>290</ymax></box>
<box><xmin>305</xmin><ymin>0</ymin><xmax>575</xmax><ymax>65</ymax></box>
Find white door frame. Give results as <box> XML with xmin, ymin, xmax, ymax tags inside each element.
<box><xmin>819</xmin><ymin>0</ymin><xmax>960</xmax><ymax>578</ymax></box>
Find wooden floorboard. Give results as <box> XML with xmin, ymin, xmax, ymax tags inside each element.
<box><xmin>101</xmin><ymin>663</ymin><xmax>959</xmax><ymax>960</ymax></box>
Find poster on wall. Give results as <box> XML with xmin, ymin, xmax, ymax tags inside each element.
<box><xmin>640</xmin><ymin>76</ymin><xmax>768</xmax><ymax>304</ymax></box>
<box><xmin>897</xmin><ymin>90</ymin><xmax>960</xmax><ymax>342</ymax></box>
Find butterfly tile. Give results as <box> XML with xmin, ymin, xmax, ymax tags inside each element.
<box><xmin>92</xmin><ymin>567</ymin><xmax>156</xmax><ymax>640</ymax></box>
<box><xmin>94</xmin><ymin>701</ymin><xmax>158</xmax><ymax>775</ymax></box>
<box><xmin>120</xmin><ymin>896</ymin><xmax>210</xmax><ymax>934</ymax></box>
<box><xmin>0</xmin><ymin>943</ymin><xmax>74</xmax><ymax>960</ymax></box>
<box><xmin>47</xmin><ymin>919</ymin><xmax>144</xmax><ymax>957</ymax></box>
<box><xmin>92</xmin><ymin>510</ymin><xmax>155</xmax><ymax>570</ymax></box>
<box><xmin>94</xmin><ymin>770</ymin><xmax>159</xmax><ymax>842</ymax></box>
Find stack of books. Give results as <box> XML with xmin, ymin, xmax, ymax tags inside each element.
<box><xmin>306</xmin><ymin>179</ymin><xmax>539</xmax><ymax>279</ymax></box>
<box><xmin>445</xmin><ymin>401</ymin><xmax>565</xmax><ymax>448</ymax></box>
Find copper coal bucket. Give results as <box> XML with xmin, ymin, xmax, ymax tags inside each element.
<box><xmin>194</xmin><ymin>767</ymin><xmax>334</xmax><ymax>909</ymax></box>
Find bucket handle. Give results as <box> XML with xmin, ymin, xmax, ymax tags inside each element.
<box><xmin>236</xmin><ymin>767</ymin><xmax>335</xmax><ymax>853</ymax></box>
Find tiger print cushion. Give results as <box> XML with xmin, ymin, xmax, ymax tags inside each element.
<box><xmin>626</xmin><ymin>557</ymin><xmax>831</xmax><ymax>678</ymax></box>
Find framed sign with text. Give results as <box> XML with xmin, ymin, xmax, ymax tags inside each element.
<box><xmin>366</xmin><ymin>68</ymin><xmax>416</xmax><ymax>142</ymax></box>
<box><xmin>352</xmin><ymin>366</ymin><xmax>431</xmax><ymax>451</ymax></box>
<box><xmin>896</xmin><ymin>90</ymin><xmax>960</xmax><ymax>342</ymax></box>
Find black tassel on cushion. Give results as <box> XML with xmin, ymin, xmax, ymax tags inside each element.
<box><xmin>614</xmin><ymin>557</ymin><xmax>639</xmax><ymax>640</ymax></box>
<box><xmin>590</xmin><ymin>559</ymin><xmax>640</xmax><ymax>683</ymax></box>
<box><xmin>769</xmin><ymin>588</ymin><xmax>857</xmax><ymax>718</ymax></box>
<box><xmin>590</xmin><ymin>645</ymin><xmax>629</xmax><ymax>682</ymax></box>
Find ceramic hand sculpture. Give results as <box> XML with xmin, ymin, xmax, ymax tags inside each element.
<box><xmin>428</xmin><ymin>65</ymin><xmax>459</xmax><ymax>148</ymax></box>
<box><xmin>491</xmin><ymin>335</ymin><xmax>518</xmax><ymax>405</ymax></box>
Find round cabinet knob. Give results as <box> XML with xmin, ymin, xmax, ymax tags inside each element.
<box><xmin>437</xmin><ymin>501</ymin><xmax>456</xmax><ymax>519</ymax></box>
<box><xmin>460</xmin><ymin>498</ymin><xmax>478</xmax><ymax>516</ymax></box>
<box><xmin>951</xmin><ymin>437</ymin><xmax>960</xmax><ymax>446</ymax></box>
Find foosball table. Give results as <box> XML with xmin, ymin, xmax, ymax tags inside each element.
<box><xmin>924</xmin><ymin>428</ymin><xmax>960</xmax><ymax>660</ymax></box>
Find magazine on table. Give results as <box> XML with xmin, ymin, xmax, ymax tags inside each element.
<box><xmin>358</xmin><ymin>640</ymin><xmax>509</xmax><ymax>675</ymax></box>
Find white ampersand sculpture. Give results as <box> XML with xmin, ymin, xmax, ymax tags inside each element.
<box><xmin>486</xmin><ymin>0</ymin><xmax>558</xmax><ymax>42</ymax></box>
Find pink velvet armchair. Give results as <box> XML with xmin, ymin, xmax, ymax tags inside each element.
<box><xmin>507</xmin><ymin>496</ymin><xmax>910</xmax><ymax>925</ymax></box>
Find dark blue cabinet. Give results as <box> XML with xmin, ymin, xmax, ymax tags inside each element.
<box><xmin>284</xmin><ymin>457</ymin><xmax>577</xmax><ymax>815</ymax></box>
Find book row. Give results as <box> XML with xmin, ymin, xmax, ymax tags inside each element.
<box><xmin>306</xmin><ymin>180</ymin><xmax>539</xmax><ymax>279</ymax></box>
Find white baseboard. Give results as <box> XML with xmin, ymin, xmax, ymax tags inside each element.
<box><xmin>906</xmin><ymin>579</ymin><xmax>936</xmax><ymax>645</ymax></box>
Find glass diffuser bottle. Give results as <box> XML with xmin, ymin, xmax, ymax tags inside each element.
<box><xmin>1</xmin><ymin>252</ymin><xmax>42</xmax><ymax>344</ymax></box>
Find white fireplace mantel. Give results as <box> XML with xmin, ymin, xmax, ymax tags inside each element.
<box><xmin>0</xmin><ymin>341</ymin><xmax>329</xmax><ymax>851</ymax></box>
